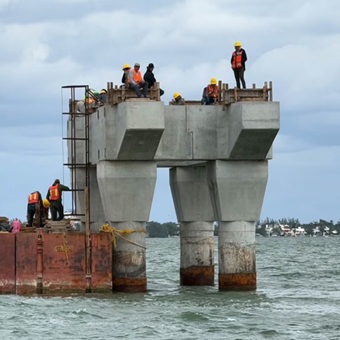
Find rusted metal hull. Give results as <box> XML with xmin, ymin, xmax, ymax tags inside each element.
<box><xmin>0</xmin><ymin>231</ymin><xmax>112</xmax><ymax>294</ymax></box>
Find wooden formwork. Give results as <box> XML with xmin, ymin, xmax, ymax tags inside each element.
<box><xmin>221</xmin><ymin>81</ymin><xmax>273</xmax><ymax>107</ymax></box>
<box><xmin>107</xmin><ymin>81</ymin><xmax>161</xmax><ymax>105</ymax></box>
<box><xmin>167</xmin><ymin>81</ymin><xmax>273</xmax><ymax>108</ymax></box>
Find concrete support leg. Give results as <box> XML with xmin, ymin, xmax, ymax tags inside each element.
<box><xmin>74</xmin><ymin>167</ymin><xmax>106</xmax><ymax>231</ymax></box>
<box><xmin>218</xmin><ymin>221</ymin><xmax>256</xmax><ymax>290</ymax></box>
<box><xmin>180</xmin><ymin>222</ymin><xmax>214</xmax><ymax>285</ymax></box>
<box><xmin>112</xmin><ymin>221</ymin><xmax>147</xmax><ymax>293</ymax></box>
<box><xmin>207</xmin><ymin>160</ymin><xmax>268</xmax><ymax>291</ymax></box>
<box><xmin>170</xmin><ymin>166</ymin><xmax>215</xmax><ymax>286</ymax></box>
<box><xmin>97</xmin><ymin>160</ymin><xmax>157</xmax><ymax>292</ymax></box>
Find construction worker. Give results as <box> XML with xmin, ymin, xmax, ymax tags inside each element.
<box><xmin>143</xmin><ymin>63</ymin><xmax>164</xmax><ymax>96</ymax></box>
<box><xmin>76</xmin><ymin>89</ymin><xmax>98</xmax><ymax>113</ymax></box>
<box><xmin>27</xmin><ymin>191</ymin><xmax>43</xmax><ymax>227</ymax></box>
<box><xmin>170</xmin><ymin>92</ymin><xmax>185</xmax><ymax>105</ymax></box>
<box><xmin>42</xmin><ymin>199</ymin><xmax>50</xmax><ymax>224</ymax></box>
<box><xmin>121</xmin><ymin>63</ymin><xmax>131</xmax><ymax>87</ymax></box>
<box><xmin>127</xmin><ymin>63</ymin><xmax>148</xmax><ymax>98</ymax></box>
<box><xmin>231</xmin><ymin>41</ymin><xmax>247</xmax><ymax>89</ymax></box>
<box><xmin>46</xmin><ymin>179</ymin><xmax>70</xmax><ymax>221</ymax></box>
<box><xmin>201</xmin><ymin>78</ymin><xmax>219</xmax><ymax>105</ymax></box>
<box><xmin>99</xmin><ymin>89</ymin><xmax>107</xmax><ymax>104</ymax></box>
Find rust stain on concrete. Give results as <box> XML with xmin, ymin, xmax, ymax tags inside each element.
<box><xmin>180</xmin><ymin>266</ymin><xmax>214</xmax><ymax>286</ymax></box>
<box><xmin>219</xmin><ymin>273</ymin><xmax>256</xmax><ymax>291</ymax></box>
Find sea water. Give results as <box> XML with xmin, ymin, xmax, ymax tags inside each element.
<box><xmin>0</xmin><ymin>236</ymin><xmax>339</xmax><ymax>340</ymax></box>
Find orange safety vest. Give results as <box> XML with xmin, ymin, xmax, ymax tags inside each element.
<box><xmin>28</xmin><ymin>192</ymin><xmax>39</xmax><ymax>204</ymax></box>
<box><xmin>206</xmin><ymin>85</ymin><xmax>219</xmax><ymax>98</ymax></box>
<box><xmin>132</xmin><ymin>69</ymin><xmax>142</xmax><ymax>83</ymax></box>
<box><xmin>232</xmin><ymin>50</ymin><xmax>243</xmax><ymax>69</ymax></box>
<box><xmin>49</xmin><ymin>184</ymin><xmax>61</xmax><ymax>201</ymax></box>
<box><xmin>85</xmin><ymin>97</ymin><xmax>95</xmax><ymax>105</ymax></box>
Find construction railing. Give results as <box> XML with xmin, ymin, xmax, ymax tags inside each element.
<box><xmin>107</xmin><ymin>81</ymin><xmax>161</xmax><ymax>105</ymax></box>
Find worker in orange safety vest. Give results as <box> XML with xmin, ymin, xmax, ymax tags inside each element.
<box><xmin>201</xmin><ymin>78</ymin><xmax>219</xmax><ymax>105</ymax></box>
<box><xmin>231</xmin><ymin>41</ymin><xmax>247</xmax><ymax>89</ymax></box>
<box><xmin>127</xmin><ymin>63</ymin><xmax>148</xmax><ymax>98</ymax></box>
<box><xmin>46</xmin><ymin>179</ymin><xmax>70</xmax><ymax>221</ymax></box>
<box><xmin>27</xmin><ymin>191</ymin><xmax>43</xmax><ymax>227</ymax></box>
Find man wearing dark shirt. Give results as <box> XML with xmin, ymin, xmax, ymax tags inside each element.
<box><xmin>143</xmin><ymin>63</ymin><xmax>164</xmax><ymax>96</ymax></box>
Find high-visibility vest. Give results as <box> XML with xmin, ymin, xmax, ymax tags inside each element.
<box><xmin>206</xmin><ymin>85</ymin><xmax>219</xmax><ymax>98</ymax></box>
<box><xmin>28</xmin><ymin>192</ymin><xmax>39</xmax><ymax>204</ymax></box>
<box><xmin>232</xmin><ymin>50</ymin><xmax>243</xmax><ymax>69</ymax></box>
<box><xmin>49</xmin><ymin>184</ymin><xmax>61</xmax><ymax>201</ymax></box>
<box><xmin>132</xmin><ymin>69</ymin><xmax>142</xmax><ymax>83</ymax></box>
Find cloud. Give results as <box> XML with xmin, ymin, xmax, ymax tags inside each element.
<box><xmin>1</xmin><ymin>0</ymin><xmax>340</xmax><ymax>224</ymax></box>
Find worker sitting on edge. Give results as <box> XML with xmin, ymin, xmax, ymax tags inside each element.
<box><xmin>170</xmin><ymin>92</ymin><xmax>185</xmax><ymax>105</ymax></box>
<box><xmin>127</xmin><ymin>63</ymin><xmax>148</xmax><ymax>98</ymax></box>
<box><xmin>46</xmin><ymin>179</ymin><xmax>70</xmax><ymax>221</ymax></box>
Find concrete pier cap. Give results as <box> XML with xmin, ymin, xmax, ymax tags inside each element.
<box><xmin>68</xmin><ymin>94</ymin><xmax>279</xmax><ymax>292</ymax></box>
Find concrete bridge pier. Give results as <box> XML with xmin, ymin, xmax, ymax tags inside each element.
<box><xmin>170</xmin><ymin>166</ymin><xmax>215</xmax><ymax>286</ymax></box>
<box><xmin>97</xmin><ymin>160</ymin><xmax>157</xmax><ymax>292</ymax></box>
<box><xmin>73</xmin><ymin>167</ymin><xmax>106</xmax><ymax>231</ymax></box>
<box><xmin>207</xmin><ymin>160</ymin><xmax>268</xmax><ymax>291</ymax></box>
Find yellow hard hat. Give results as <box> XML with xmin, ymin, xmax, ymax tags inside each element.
<box><xmin>234</xmin><ymin>41</ymin><xmax>241</xmax><ymax>47</ymax></box>
<box><xmin>43</xmin><ymin>199</ymin><xmax>50</xmax><ymax>208</ymax></box>
<box><xmin>122</xmin><ymin>63</ymin><xmax>131</xmax><ymax>70</ymax></box>
<box><xmin>173</xmin><ymin>92</ymin><xmax>181</xmax><ymax>99</ymax></box>
<box><xmin>210</xmin><ymin>78</ymin><xmax>217</xmax><ymax>85</ymax></box>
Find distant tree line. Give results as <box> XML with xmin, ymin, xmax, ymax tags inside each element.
<box><xmin>148</xmin><ymin>218</ymin><xmax>340</xmax><ymax>238</ymax></box>
<box><xmin>146</xmin><ymin>221</ymin><xmax>179</xmax><ymax>238</ymax></box>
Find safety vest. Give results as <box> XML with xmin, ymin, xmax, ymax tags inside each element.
<box><xmin>85</xmin><ymin>97</ymin><xmax>95</xmax><ymax>105</ymax></box>
<box><xmin>28</xmin><ymin>192</ymin><xmax>39</xmax><ymax>204</ymax></box>
<box><xmin>207</xmin><ymin>85</ymin><xmax>219</xmax><ymax>98</ymax></box>
<box><xmin>49</xmin><ymin>184</ymin><xmax>61</xmax><ymax>201</ymax></box>
<box><xmin>131</xmin><ymin>69</ymin><xmax>142</xmax><ymax>83</ymax></box>
<box><xmin>232</xmin><ymin>50</ymin><xmax>243</xmax><ymax>69</ymax></box>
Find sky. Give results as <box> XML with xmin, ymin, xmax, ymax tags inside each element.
<box><xmin>1</xmin><ymin>0</ymin><xmax>340</xmax><ymax>225</ymax></box>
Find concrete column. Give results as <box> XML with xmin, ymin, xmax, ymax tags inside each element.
<box><xmin>97</xmin><ymin>160</ymin><xmax>157</xmax><ymax>292</ymax></box>
<box><xmin>218</xmin><ymin>221</ymin><xmax>256</xmax><ymax>290</ymax></box>
<box><xmin>112</xmin><ymin>221</ymin><xmax>147</xmax><ymax>293</ymax></box>
<box><xmin>180</xmin><ymin>222</ymin><xmax>214</xmax><ymax>285</ymax></box>
<box><xmin>73</xmin><ymin>167</ymin><xmax>106</xmax><ymax>232</ymax></box>
<box><xmin>170</xmin><ymin>166</ymin><xmax>215</xmax><ymax>286</ymax></box>
<box><xmin>207</xmin><ymin>160</ymin><xmax>268</xmax><ymax>291</ymax></box>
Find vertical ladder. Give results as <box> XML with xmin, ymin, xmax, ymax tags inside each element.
<box><xmin>61</xmin><ymin>85</ymin><xmax>92</xmax><ymax>291</ymax></box>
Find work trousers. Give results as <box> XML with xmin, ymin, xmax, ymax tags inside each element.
<box><xmin>50</xmin><ymin>200</ymin><xmax>65</xmax><ymax>221</ymax></box>
<box><xmin>129</xmin><ymin>82</ymin><xmax>148</xmax><ymax>98</ymax></box>
<box><xmin>233</xmin><ymin>67</ymin><xmax>246</xmax><ymax>89</ymax></box>
<box><xmin>27</xmin><ymin>203</ymin><xmax>42</xmax><ymax>227</ymax></box>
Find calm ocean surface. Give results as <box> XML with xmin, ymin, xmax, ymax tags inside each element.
<box><xmin>0</xmin><ymin>236</ymin><xmax>339</xmax><ymax>340</ymax></box>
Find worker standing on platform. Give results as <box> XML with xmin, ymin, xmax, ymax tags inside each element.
<box><xmin>201</xmin><ymin>78</ymin><xmax>219</xmax><ymax>105</ymax></box>
<box><xmin>27</xmin><ymin>191</ymin><xmax>43</xmax><ymax>227</ymax></box>
<box><xmin>170</xmin><ymin>92</ymin><xmax>185</xmax><ymax>105</ymax></box>
<box><xmin>231</xmin><ymin>41</ymin><xmax>247</xmax><ymax>89</ymax></box>
<box><xmin>47</xmin><ymin>179</ymin><xmax>70</xmax><ymax>221</ymax></box>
